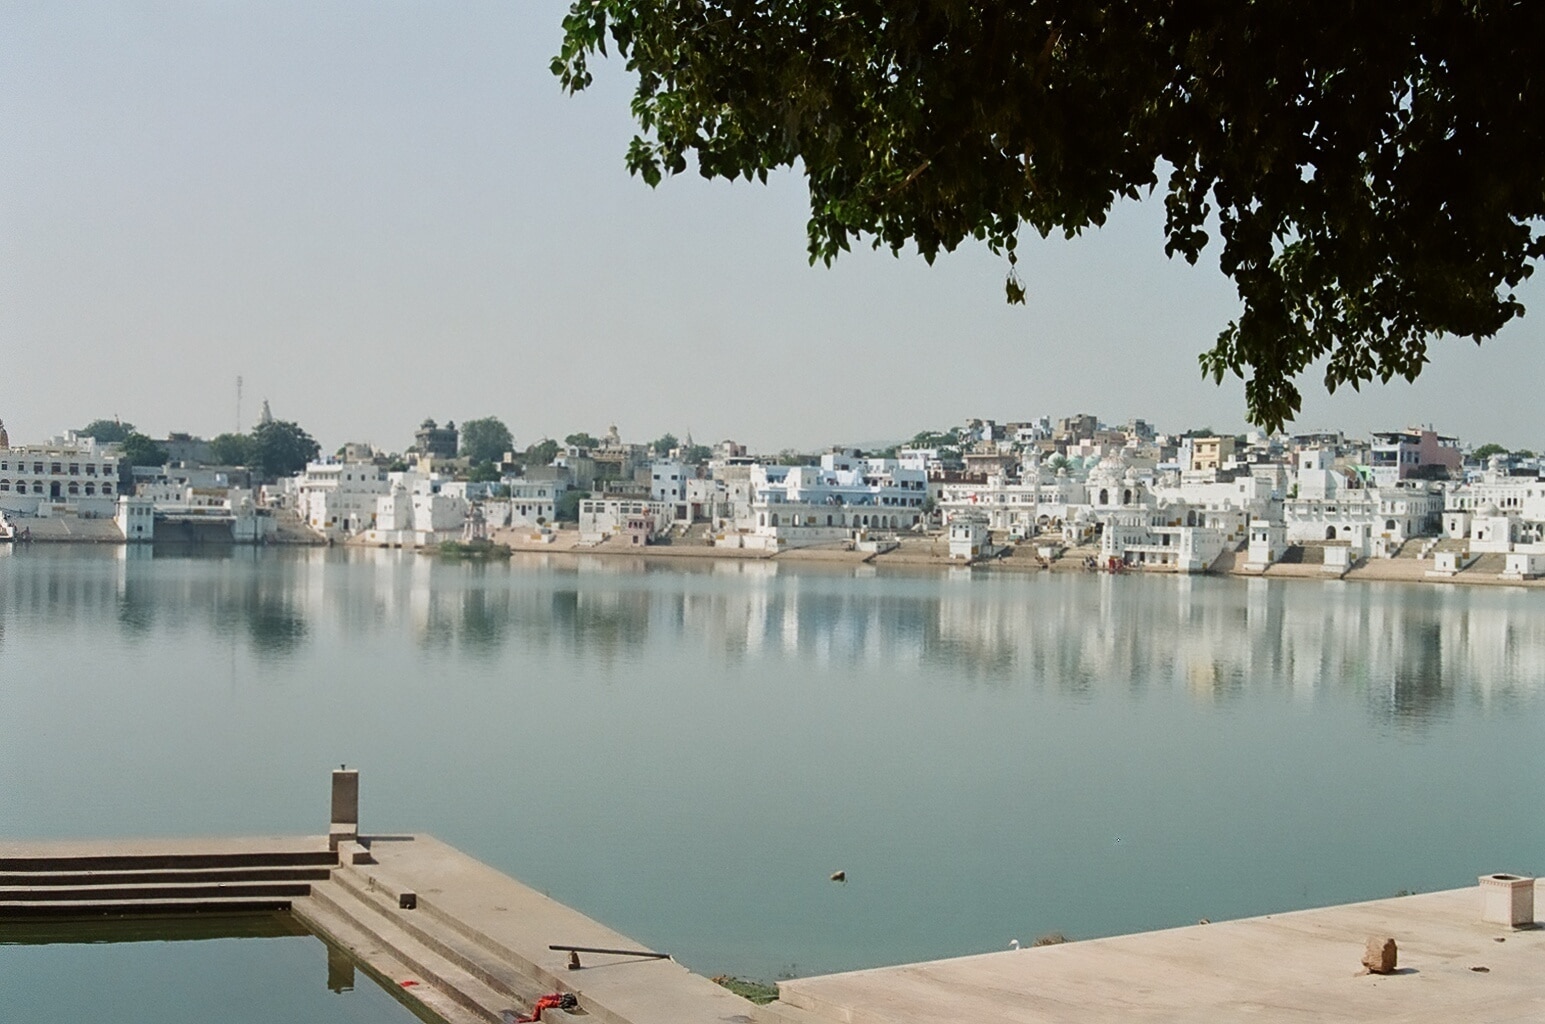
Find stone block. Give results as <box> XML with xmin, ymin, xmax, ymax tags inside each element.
<box><xmin>329</xmin><ymin>821</ymin><xmax>358</xmax><ymax>852</ymax></box>
<box><xmin>1479</xmin><ymin>873</ymin><xmax>1535</xmax><ymax>927</ymax></box>
<box><xmin>337</xmin><ymin>839</ymin><xmax>372</xmax><ymax>865</ymax></box>
<box><xmin>1361</xmin><ymin>936</ymin><xmax>1397</xmax><ymax>974</ymax></box>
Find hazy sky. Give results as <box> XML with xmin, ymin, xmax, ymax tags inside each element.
<box><xmin>4</xmin><ymin>3</ymin><xmax>1541</xmax><ymax>454</ymax></box>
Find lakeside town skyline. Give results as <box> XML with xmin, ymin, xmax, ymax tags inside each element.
<box><xmin>4</xmin><ymin>403</ymin><xmax>1542</xmax><ymax>468</ymax></box>
<box><xmin>8</xmin><ymin>407</ymin><xmax>1545</xmax><ymax>586</ymax></box>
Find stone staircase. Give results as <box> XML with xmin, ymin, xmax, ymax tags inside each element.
<box><xmin>294</xmin><ymin>850</ymin><xmax>581</xmax><ymax>1024</ymax></box>
<box><xmin>0</xmin><ymin>837</ymin><xmax>336</xmax><ymax>919</ymax></box>
<box><xmin>1466</xmin><ymin>552</ymin><xmax>1509</xmax><ymax>575</ymax></box>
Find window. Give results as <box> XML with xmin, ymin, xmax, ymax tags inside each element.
<box><xmin>0</xmin><ymin>480</ymin><xmax>7</xmax><ymax>492</ymax></box>
<box><xmin>103</xmin><ymin>482</ymin><xmax>113</xmax><ymax>494</ymax></box>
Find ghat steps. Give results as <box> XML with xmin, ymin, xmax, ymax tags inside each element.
<box><xmin>0</xmin><ymin>836</ymin><xmax>335</xmax><ymax>919</ymax></box>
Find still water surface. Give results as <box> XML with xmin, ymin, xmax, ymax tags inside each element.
<box><xmin>2</xmin><ymin>546</ymin><xmax>1542</xmax><ymax>1015</ymax></box>
<box><xmin>2</xmin><ymin>916</ymin><xmax>426</xmax><ymax>1023</ymax></box>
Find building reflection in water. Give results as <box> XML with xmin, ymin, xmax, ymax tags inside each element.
<box><xmin>1</xmin><ymin>547</ymin><xmax>1540</xmax><ymax>725</ymax></box>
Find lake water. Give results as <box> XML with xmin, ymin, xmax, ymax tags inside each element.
<box><xmin>2</xmin><ymin>546</ymin><xmax>1542</xmax><ymax>1015</ymax></box>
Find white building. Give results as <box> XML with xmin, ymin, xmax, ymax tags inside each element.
<box><xmin>736</xmin><ymin>452</ymin><xmax>928</xmax><ymax>549</ymax></box>
<box><xmin>1443</xmin><ymin>460</ymin><xmax>1545</xmax><ymax>550</ymax></box>
<box><xmin>1284</xmin><ymin>448</ymin><xmax>1441</xmax><ymax>555</ymax></box>
<box><xmin>649</xmin><ymin>460</ymin><xmax>688</xmax><ymax>503</ymax></box>
<box><xmin>578</xmin><ymin>496</ymin><xmax>676</xmax><ymax>544</ymax></box>
<box><xmin>934</xmin><ymin>474</ymin><xmax>1044</xmax><ymax>535</ymax></box>
<box><xmin>361</xmin><ymin>475</ymin><xmax>468</xmax><ymax>547</ymax></box>
<box><xmin>115</xmin><ymin>496</ymin><xmax>155</xmax><ymax>542</ymax></box>
<box><xmin>0</xmin><ymin>436</ymin><xmax>121</xmax><ymax>516</ymax></box>
<box><xmin>684</xmin><ymin>477</ymin><xmax>725</xmax><ymax>524</ymax></box>
<box><xmin>295</xmin><ymin>461</ymin><xmax>390</xmax><ymax>537</ymax></box>
<box><xmin>1099</xmin><ymin>505</ymin><xmax>1228</xmax><ymax>573</ymax></box>
<box><xmin>1244</xmin><ymin>520</ymin><xmax>1288</xmax><ymax>571</ymax></box>
<box><xmin>947</xmin><ymin>514</ymin><xmax>992</xmax><ymax>560</ymax></box>
<box><xmin>503</xmin><ymin>477</ymin><xmax>565</xmax><ymax>528</ymax></box>
<box><xmin>1151</xmin><ymin>467</ymin><xmax>1277</xmax><ymax>524</ymax></box>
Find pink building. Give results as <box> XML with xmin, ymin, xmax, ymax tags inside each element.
<box><xmin>1369</xmin><ymin>429</ymin><xmax>1462</xmax><ymax>485</ymax></box>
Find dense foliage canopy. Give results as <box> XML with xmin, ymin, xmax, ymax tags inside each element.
<box><xmin>556</xmin><ymin>2</ymin><xmax>1545</xmax><ymax>429</ymax></box>
<box><xmin>460</xmin><ymin>416</ymin><xmax>514</xmax><ymax>466</ymax></box>
<box><xmin>208</xmin><ymin>432</ymin><xmax>251</xmax><ymax>466</ymax></box>
<box><xmin>117</xmin><ymin>432</ymin><xmax>167</xmax><ymax>468</ymax></box>
<box><xmin>79</xmin><ymin>419</ymin><xmax>136</xmax><ymax>445</ymax></box>
<box><xmin>526</xmin><ymin>438</ymin><xmax>561</xmax><ymax>466</ymax></box>
<box><xmin>249</xmin><ymin>420</ymin><xmax>320</xmax><ymax>480</ymax></box>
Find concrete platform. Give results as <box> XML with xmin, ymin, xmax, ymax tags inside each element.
<box><xmin>295</xmin><ymin>833</ymin><xmax>756</xmax><ymax>1024</ymax></box>
<box><xmin>12</xmin><ymin>826</ymin><xmax>1537</xmax><ymax>1024</ymax></box>
<box><xmin>3</xmin><ymin>831</ymin><xmax>754</xmax><ymax>1024</ymax></box>
<box><xmin>766</xmin><ymin>883</ymin><xmax>1545</xmax><ymax>1024</ymax></box>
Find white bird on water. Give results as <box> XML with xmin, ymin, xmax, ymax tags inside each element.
<box><xmin>1009</xmin><ymin>939</ymin><xmax>1020</xmax><ymax>950</ymax></box>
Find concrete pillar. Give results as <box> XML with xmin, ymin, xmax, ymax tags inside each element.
<box><xmin>332</xmin><ymin>769</ymin><xmax>359</xmax><ymax>825</ymax></box>
<box><xmin>330</xmin><ymin>768</ymin><xmax>359</xmax><ymax>851</ymax></box>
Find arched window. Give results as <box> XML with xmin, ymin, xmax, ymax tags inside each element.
<box><xmin>1099</xmin><ymin>488</ymin><xmax>1109</xmax><ymax>505</ymax></box>
<box><xmin>32</xmin><ymin>481</ymin><xmax>44</xmax><ymax>494</ymax></box>
<box><xmin>103</xmin><ymin>482</ymin><xmax>114</xmax><ymax>494</ymax></box>
<box><xmin>1326</xmin><ymin>526</ymin><xmax>1337</xmax><ymax>540</ymax></box>
<box><xmin>1385</xmin><ymin>519</ymin><xmax>1397</xmax><ymax>531</ymax></box>
<box><xmin>1123</xmin><ymin>489</ymin><xmax>1132</xmax><ymax>504</ymax></box>
<box><xmin>67</xmin><ymin>482</ymin><xmax>79</xmax><ymax>495</ymax></box>
<box><xmin>85</xmin><ymin>483</ymin><xmax>95</xmax><ymax>496</ymax></box>
<box><xmin>0</xmin><ymin>479</ymin><xmax>8</xmax><ymax>492</ymax></box>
